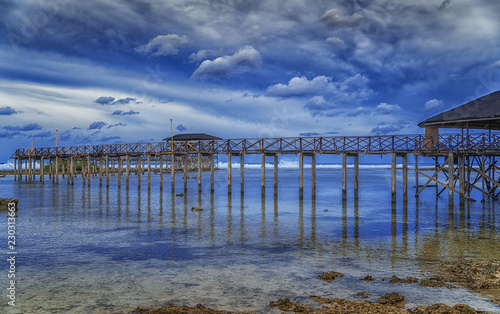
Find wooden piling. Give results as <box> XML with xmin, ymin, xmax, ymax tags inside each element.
<box><xmin>40</xmin><ymin>156</ymin><xmax>44</xmax><ymax>183</ymax></box>
<box><xmin>210</xmin><ymin>154</ymin><xmax>215</xmax><ymax>192</ymax></box>
<box><xmin>354</xmin><ymin>154</ymin><xmax>359</xmax><ymax>192</ymax></box>
<box><xmin>391</xmin><ymin>153</ymin><xmax>397</xmax><ymax>195</ymax></box>
<box><xmin>402</xmin><ymin>153</ymin><xmax>408</xmax><ymax>197</ymax></box>
<box><xmin>415</xmin><ymin>155</ymin><xmax>419</xmax><ymax>195</ymax></box>
<box><xmin>183</xmin><ymin>155</ymin><xmax>188</xmax><ymax>192</ymax></box>
<box><xmin>459</xmin><ymin>154</ymin><xmax>465</xmax><ymax>196</ymax></box>
<box><xmin>197</xmin><ymin>153</ymin><xmax>202</xmax><ymax>188</ymax></box>
<box><xmin>28</xmin><ymin>157</ymin><xmax>32</xmax><ymax>182</ymax></box>
<box><xmin>448</xmin><ymin>151</ymin><xmax>454</xmax><ymax>198</ymax></box>
<box><xmin>274</xmin><ymin>154</ymin><xmax>278</xmax><ymax>191</ymax></box>
<box><xmin>147</xmin><ymin>154</ymin><xmax>151</xmax><ymax>191</ymax></box>
<box><xmin>299</xmin><ymin>152</ymin><xmax>304</xmax><ymax>191</ymax></box>
<box><xmin>137</xmin><ymin>157</ymin><xmax>142</xmax><ymax>190</ymax></box>
<box><xmin>172</xmin><ymin>154</ymin><xmax>176</xmax><ymax>189</ymax></box>
<box><xmin>240</xmin><ymin>153</ymin><xmax>245</xmax><ymax>193</ymax></box>
<box><xmin>261</xmin><ymin>153</ymin><xmax>266</xmax><ymax>189</ymax></box>
<box><xmin>126</xmin><ymin>154</ymin><xmax>130</xmax><ymax>190</ymax></box>
<box><xmin>117</xmin><ymin>158</ymin><xmax>122</xmax><ymax>189</ymax></box>
<box><xmin>342</xmin><ymin>153</ymin><xmax>347</xmax><ymax>193</ymax></box>
<box><xmin>70</xmin><ymin>156</ymin><xmax>74</xmax><ymax>185</ymax></box>
<box><xmin>159</xmin><ymin>155</ymin><xmax>163</xmax><ymax>191</ymax></box>
<box><xmin>55</xmin><ymin>156</ymin><xmax>59</xmax><ymax>184</ymax></box>
<box><xmin>228</xmin><ymin>152</ymin><xmax>232</xmax><ymax>193</ymax></box>
<box><xmin>105</xmin><ymin>155</ymin><xmax>109</xmax><ymax>188</ymax></box>
<box><xmin>311</xmin><ymin>153</ymin><xmax>316</xmax><ymax>197</ymax></box>
<box><xmin>87</xmin><ymin>155</ymin><xmax>91</xmax><ymax>187</ymax></box>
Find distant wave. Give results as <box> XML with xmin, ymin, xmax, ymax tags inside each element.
<box><xmin>217</xmin><ymin>161</ymin><xmax>424</xmax><ymax>170</ymax></box>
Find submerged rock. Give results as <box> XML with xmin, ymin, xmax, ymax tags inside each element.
<box><xmin>136</xmin><ymin>303</ymin><xmax>223</xmax><ymax>314</ymax></box>
<box><xmin>269</xmin><ymin>298</ymin><xmax>313</xmax><ymax>312</ymax></box>
<box><xmin>361</xmin><ymin>275</ymin><xmax>375</xmax><ymax>282</ymax></box>
<box><xmin>318</xmin><ymin>271</ymin><xmax>343</xmax><ymax>282</ymax></box>
<box><xmin>191</xmin><ymin>207</ymin><xmax>204</xmax><ymax>212</ymax></box>
<box><xmin>0</xmin><ymin>198</ymin><xmax>18</xmax><ymax>211</ymax></box>
<box><xmin>377</xmin><ymin>292</ymin><xmax>407</xmax><ymax>308</ymax></box>
<box><xmin>389</xmin><ymin>275</ymin><xmax>419</xmax><ymax>284</ymax></box>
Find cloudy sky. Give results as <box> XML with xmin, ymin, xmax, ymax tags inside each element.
<box><xmin>1</xmin><ymin>0</ymin><xmax>500</xmax><ymax>162</ymax></box>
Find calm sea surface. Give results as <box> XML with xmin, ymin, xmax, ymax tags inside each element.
<box><xmin>1</xmin><ymin>164</ymin><xmax>500</xmax><ymax>313</ymax></box>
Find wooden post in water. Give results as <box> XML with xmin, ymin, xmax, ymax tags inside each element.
<box><xmin>183</xmin><ymin>155</ymin><xmax>188</xmax><ymax>192</ymax></box>
<box><xmin>40</xmin><ymin>156</ymin><xmax>44</xmax><ymax>183</ymax></box>
<box><xmin>415</xmin><ymin>155</ymin><xmax>419</xmax><ymax>195</ymax></box>
<box><xmin>311</xmin><ymin>153</ymin><xmax>316</xmax><ymax>198</ymax></box>
<box><xmin>147</xmin><ymin>154</ymin><xmax>152</xmax><ymax>191</ymax></box>
<box><xmin>299</xmin><ymin>152</ymin><xmax>304</xmax><ymax>192</ymax></box>
<box><xmin>391</xmin><ymin>153</ymin><xmax>397</xmax><ymax>196</ymax></box>
<box><xmin>117</xmin><ymin>158</ymin><xmax>122</xmax><ymax>189</ymax></box>
<box><xmin>55</xmin><ymin>155</ymin><xmax>59</xmax><ymax>184</ymax></box>
<box><xmin>274</xmin><ymin>154</ymin><xmax>278</xmax><ymax>192</ymax></box>
<box><xmin>354</xmin><ymin>154</ymin><xmax>359</xmax><ymax>193</ymax></box>
<box><xmin>69</xmin><ymin>156</ymin><xmax>74</xmax><ymax>185</ymax></box>
<box><xmin>261</xmin><ymin>153</ymin><xmax>266</xmax><ymax>191</ymax></box>
<box><xmin>87</xmin><ymin>155</ymin><xmax>91</xmax><ymax>187</ymax></box>
<box><xmin>402</xmin><ymin>153</ymin><xmax>408</xmax><ymax>198</ymax></box>
<box><xmin>171</xmin><ymin>154</ymin><xmax>176</xmax><ymax>189</ymax></box>
<box><xmin>82</xmin><ymin>158</ymin><xmax>86</xmax><ymax>186</ymax></box>
<box><xmin>459</xmin><ymin>154</ymin><xmax>465</xmax><ymax>197</ymax></box>
<box><xmin>137</xmin><ymin>157</ymin><xmax>142</xmax><ymax>190</ymax></box>
<box><xmin>28</xmin><ymin>156</ymin><xmax>32</xmax><ymax>182</ymax></box>
<box><xmin>228</xmin><ymin>152</ymin><xmax>232</xmax><ymax>193</ymax></box>
<box><xmin>342</xmin><ymin>153</ymin><xmax>347</xmax><ymax>194</ymax></box>
<box><xmin>210</xmin><ymin>154</ymin><xmax>215</xmax><ymax>192</ymax></box>
<box><xmin>240</xmin><ymin>153</ymin><xmax>245</xmax><ymax>193</ymax></box>
<box><xmin>448</xmin><ymin>151</ymin><xmax>454</xmax><ymax>199</ymax></box>
<box><xmin>159</xmin><ymin>154</ymin><xmax>163</xmax><ymax>191</ymax></box>
<box><xmin>105</xmin><ymin>155</ymin><xmax>109</xmax><ymax>188</ymax></box>
<box><xmin>17</xmin><ymin>158</ymin><xmax>22</xmax><ymax>182</ymax></box>
<box><xmin>125</xmin><ymin>154</ymin><xmax>130</xmax><ymax>190</ymax></box>
<box><xmin>197</xmin><ymin>153</ymin><xmax>202</xmax><ymax>189</ymax></box>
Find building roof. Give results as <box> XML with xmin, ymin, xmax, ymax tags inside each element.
<box><xmin>418</xmin><ymin>90</ymin><xmax>500</xmax><ymax>130</ymax></box>
<box><xmin>162</xmin><ymin>133</ymin><xmax>223</xmax><ymax>141</ymax></box>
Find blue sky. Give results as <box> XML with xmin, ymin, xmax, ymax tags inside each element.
<box><xmin>1</xmin><ymin>0</ymin><xmax>500</xmax><ymax>162</ymax></box>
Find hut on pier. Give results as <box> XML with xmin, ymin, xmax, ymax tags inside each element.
<box><xmin>162</xmin><ymin>133</ymin><xmax>222</xmax><ymax>142</ymax></box>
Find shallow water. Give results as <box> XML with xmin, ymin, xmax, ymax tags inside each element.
<box><xmin>1</xmin><ymin>166</ymin><xmax>500</xmax><ymax>313</ymax></box>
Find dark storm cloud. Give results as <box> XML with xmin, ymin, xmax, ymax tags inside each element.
<box><xmin>0</xmin><ymin>106</ymin><xmax>19</xmax><ymax>115</ymax></box>
<box><xmin>111</xmin><ymin>110</ymin><xmax>140</xmax><ymax>116</ymax></box>
<box><xmin>88</xmin><ymin>121</ymin><xmax>107</xmax><ymax>130</ymax></box>
<box><xmin>176</xmin><ymin>124</ymin><xmax>187</xmax><ymax>132</ymax></box>
<box><xmin>94</xmin><ymin>96</ymin><xmax>115</xmax><ymax>105</ymax></box>
<box><xmin>3</xmin><ymin>123</ymin><xmax>42</xmax><ymax>131</ymax></box>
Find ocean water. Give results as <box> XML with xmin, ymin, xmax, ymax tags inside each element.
<box><xmin>1</xmin><ymin>165</ymin><xmax>500</xmax><ymax>313</ymax></box>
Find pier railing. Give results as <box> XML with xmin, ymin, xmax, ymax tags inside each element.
<box><xmin>12</xmin><ymin>133</ymin><xmax>500</xmax><ymax>159</ymax></box>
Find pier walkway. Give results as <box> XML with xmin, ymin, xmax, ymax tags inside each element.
<box><xmin>11</xmin><ymin>133</ymin><xmax>500</xmax><ymax>201</ymax></box>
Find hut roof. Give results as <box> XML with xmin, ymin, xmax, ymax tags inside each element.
<box><xmin>162</xmin><ymin>133</ymin><xmax>222</xmax><ymax>141</ymax></box>
<box><xmin>418</xmin><ymin>90</ymin><xmax>500</xmax><ymax>130</ymax></box>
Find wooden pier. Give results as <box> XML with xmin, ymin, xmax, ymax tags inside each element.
<box><xmin>11</xmin><ymin>133</ymin><xmax>500</xmax><ymax>201</ymax></box>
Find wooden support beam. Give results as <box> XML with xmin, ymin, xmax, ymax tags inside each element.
<box><xmin>414</xmin><ymin>169</ymin><xmax>475</xmax><ymax>201</ymax></box>
<box><xmin>402</xmin><ymin>153</ymin><xmax>408</xmax><ymax>197</ymax></box>
<box><xmin>261</xmin><ymin>153</ymin><xmax>266</xmax><ymax>189</ymax></box>
<box><xmin>210</xmin><ymin>154</ymin><xmax>215</xmax><ymax>192</ymax></box>
<box><xmin>159</xmin><ymin>155</ymin><xmax>163</xmax><ymax>191</ymax></box>
<box><xmin>311</xmin><ymin>153</ymin><xmax>316</xmax><ymax>198</ymax></box>
<box><xmin>126</xmin><ymin>154</ymin><xmax>130</xmax><ymax>190</ymax></box>
<box><xmin>448</xmin><ymin>151</ymin><xmax>454</xmax><ymax>198</ymax></box>
<box><xmin>40</xmin><ymin>156</ymin><xmax>44</xmax><ymax>183</ymax></box>
<box><xmin>137</xmin><ymin>157</ymin><xmax>142</xmax><ymax>190</ymax></box>
<box><xmin>183</xmin><ymin>155</ymin><xmax>188</xmax><ymax>192</ymax></box>
<box><xmin>172</xmin><ymin>153</ymin><xmax>176</xmax><ymax>189</ymax></box>
<box><xmin>197</xmin><ymin>153</ymin><xmax>202</xmax><ymax>188</ymax></box>
<box><xmin>240</xmin><ymin>153</ymin><xmax>245</xmax><ymax>193</ymax></box>
<box><xmin>117</xmin><ymin>158</ymin><xmax>122</xmax><ymax>189</ymax></box>
<box><xmin>55</xmin><ymin>155</ymin><xmax>59</xmax><ymax>184</ymax></box>
<box><xmin>391</xmin><ymin>152</ymin><xmax>397</xmax><ymax>195</ymax></box>
<box><xmin>274</xmin><ymin>154</ymin><xmax>278</xmax><ymax>191</ymax></box>
<box><xmin>354</xmin><ymin>154</ymin><xmax>359</xmax><ymax>192</ymax></box>
<box><xmin>87</xmin><ymin>155</ymin><xmax>91</xmax><ymax>187</ymax></box>
<box><xmin>228</xmin><ymin>152</ymin><xmax>232</xmax><ymax>193</ymax></box>
<box><xmin>342</xmin><ymin>153</ymin><xmax>347</xmax><ymax>193</ymax></box>
<box><xmin>105</xmin><ymin>155</ymin><xmax>109</xmax><ymax>188</ymax></box>
<box><xmin>299</xmin><ymin>152</ymin><xmax>304</xmax><ymax>192</ymax></box>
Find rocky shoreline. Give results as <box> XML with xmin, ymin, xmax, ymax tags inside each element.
<box><xmin>135</xmin><ymin>259</ymin><xmax>500</xmax><ymax>313</ymax></box>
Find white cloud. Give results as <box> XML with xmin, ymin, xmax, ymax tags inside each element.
<box><xmin>424</xmin><ymin>99</ymin><xmax>444</xmax><ymax>110</ymax></box>
<box><xmin>375</xmin><ymin>103</ymin><xmax>401</xmax><ymax>114</ymax></box>
<box><xmin>136</xmin><ymin>34</ymin><xmax>189</xmax><ymax>56</ymax></box>
<box><xmin>192</xmin><ymin>46</ymin><xmax>262</xmax><ymax>78</ymax></box>
<box><xmin>321</xmin><ymin>9</ymin><xmax>363</xmax><ymax>28</ymax></box>
<box><xmin>266</xmin><ymin>76</ymin><xmax>330</xmax><ymax>97</ymax></box>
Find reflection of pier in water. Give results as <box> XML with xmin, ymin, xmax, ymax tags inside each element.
<box><xmin>64</xmin><ymin>184</ymin><xmax>499</xmax><ymax>265</ymax></box>
<box><xmin>11</xmin><ymin>133</ymin><xmax>500</xmax><ymax>202</ymax></box>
